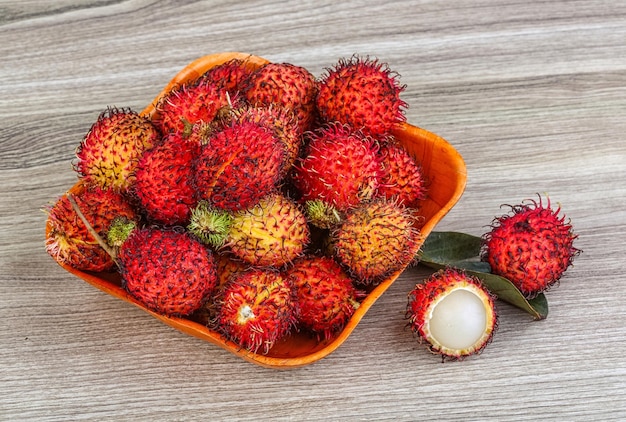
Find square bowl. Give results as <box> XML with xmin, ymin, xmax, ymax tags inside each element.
<box><xmin>52</xmin><ymin>53</ymin><xmax>467</xmax><ymax>369</ymax></box>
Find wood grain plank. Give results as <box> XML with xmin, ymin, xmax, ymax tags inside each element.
<box><xmin>1</xmin><ymin>0</ymin><xmax>625</xmax><ymax>420</ymax></box>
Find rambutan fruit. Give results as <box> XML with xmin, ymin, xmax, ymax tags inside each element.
<box><xmin>285</xmin><ymin>255</ymin><xmax>362</xmax><ymax>340</ymax></box>
<box><xmin>242</xmin><ymin>62</ymin><xmax>318</xmax><ymax>133</ymax></box>
<box><xmin>74</xmin><ymin>107</ymin><xmax>160</xmax><ymax>192</ymax></box>
<box><xmin>316</xmin><ymin>55</ymin><xmax>407</xmax><ymax>138</ymax></box>
<box><xmin>291</xmin><ymin>123</ymin><xmax>382</xmax><ymax>211</ymax></box>
<box><xmin>193</xmin><ymin>120</ymin><xmax>287</xmax><ymax>211</ymax></box>
<box><xmin>229</xmin><ymin>104</ymin><xmax>304</xmax><ymax>174</ymax></box>
<box><xmin>482</xmin><ymin>195</ymin><xmax>580</xmax><ymax>298</ymax></box>
<box><xmin>216</xmin><ymin>268</ymin><xmax>297</xmax><ymax>354</ymax></box>
<box><xmin>196</xmin><ymin>58</ymin><xmax>256</xmax><ymax>95</ymax></box>
<box><xmin>332</xmin><ymin>198</ymin><xmax>421</xmax><ymax>284</ymax></box>
<box><xmin>152</xmin><ymin>78</ymin><xmax>234</xmax><ymax>137</ymax></box>
<box><xmin>115</xmin><ymin>224</ymin><xmax>218</xmax><ymax>317</ymax></box>
<box><xmin>188</xmin><ymin>194</ymin><xmax>310</xmax><ymax>268</ymax></box>
<box><xmin>407</xmin><ymin>268</ymin><xmax>498</xmax><ymax>361</ymax></box>
<box><xmin>131</xmin><ymin>132</ymin><xmax>199</xmax><ymax>226</ymax></box>
<box><xmin>45</xmin><ymin>185</ymin><xmax>137</xmax><ymax>272</ymax></box>
<box><xmin>375</xmin><ymin>140</ymin><xmax>427</xmax><ymax>208</ymax></box>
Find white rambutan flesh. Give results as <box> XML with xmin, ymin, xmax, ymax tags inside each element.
<box><xmin>426</xmin><ymin>286</ymin><xmax>491</xmax><ymax>354</ymax></box>
<box><xmin>407</xmin><ymin>268</ymin><xmax>497</xmax><ymax>360</ymax></box>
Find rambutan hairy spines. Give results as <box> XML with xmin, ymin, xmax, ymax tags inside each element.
<box><xmin>332</xmin><ymin>198</ymin><xmax>422</xmax><ymax>284</ymax></box>
<box><xmin>118</xmin><ymin>227</ymin><xmax>218</xmax><ymax>317</ymax></box>
<box><xmin>292</xmin><ymin>122</ymin><xmax>382</xmax><ymax>211</ymax></box>
<box><xmin>482</xmin><ymin>194</ymin><xmax>580</xmax><ymax>298</ymax></box>
<box><xmin>216</xmin><ymin>268</ymin><xmax>297</xmax><ymax>354</ymax></box>
<box><xmin>45</xmin><ymin>185</ymin><xmax>138</xmax><ymax>272</ymax></box>
<box><xmin>196</xmin><ymin>58</ymin><xmax>256</xmax><ymax>95</ymax></box>
<box><xmin>317</xmin><ymin>55</ymin><xmax>407</xmax><ymax>137</ymax></box>
<box><xmin>193</xmin><ymin>120</ymin><xmax>287</xmax><ymax>212</ymax></box>
<box><xmin>286</xmin><ymin>255</ymin><xmax>363</xmax><ymax>341</ymax></box>
<box><xmin>131</xmin><ymin>132</ymin><xmax>199</xmax><ymax>226</ymax></box>
<box><xmin>375</xmin><ymin>140</ymin><xmax>428</xmax><ymax>208</ymax></box>
<box><xmin>227</xmin><ymin>193</ymin><xmax>311</xmax><ymax>267</ymax></box>
<box><xmin>153</xmin><ymin>78</ymin><xmax>233</xmax><ymax>137</ymax></box>
<box><xmin>407</xmin><ymin>268</ymin><xmax>498</xmax><ymax>361</ymax></box>
<box><xmin>242</xmin><ymin>62</ymin><xmax>318</xmax><ymax>133</ymax></box>
<box><xmin>74</xmin><ymin>107</ymin><xmax>160</xmax><ymax>192</ymax></box>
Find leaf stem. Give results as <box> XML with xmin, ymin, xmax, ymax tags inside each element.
<box><xmin>67</xmin><ymin>193</ymin><xmax>118</xmax><ymax>260</ymax></box>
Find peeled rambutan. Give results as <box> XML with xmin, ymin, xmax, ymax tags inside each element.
<box><xmin>188</xmin><ymin>194</ymin><xmax>310</xmax><ymax>268</ymax></box>
<box><xmin>292</xmin><ymin>123</ymin><xmax>382</xmax><ymax>211</ymax></box>
<box><xmin>131</xmin><ymin>132</ymin><xmax>199</xmax><ymax>226</ymax></box>
<box><xmin>74</xmin><ymin>107</ymin><xmax>160</xmax><ymax>192</ymax></box>
<box><xmin>317</xmin><ymin>55</ymin><xmax>407</xmax><ymax>137</ymax></box>
<box><xmin>193</xmin><ymin>120</ymin><xmax>287</xmax><ymax>212</ymax></box>
<box><xmin>216</xmin><ymin>268</ymin><xmax>297</xmax><ymax>354</ymax></box>
<box><xmin>482</xmin><ymin>195</ymin><xmax>580</xmax><ymax>298</ymax></box>
<box><xmin>285</xmin><ymin>255</ymin><xmax>362</xmax><ymax>341</ymax></box>
<box><xmin>45</xmin><ymin>185</ymin><xmax>137</xmax><ymax>272</ymax></box>
<box><xmin>375</xmin><ymin>140</ymin><xmax>427</xmax><ymax>208</ymax></box>
<box><xmin>407</xmin><ymin>268</ymin><xmax>498</xmax><ymax>361</ymax></box>
<box><xmin>242</xmin><ymin>62</ymin><xmax>318</xmax><ymax>133</ymax></box>
<box><xmin>117</xmin><ymin>226</ymin><xmax>218</xmax><ymax>317</ymax></box>
<box><xmin>332</xmin><ymin>198</ymin><xmax>421</xmax><ymax>284</ymax></box>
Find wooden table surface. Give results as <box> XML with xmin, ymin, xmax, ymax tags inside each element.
<box><xmin>2</xmin><ymin>1</ymin><xmax>625</xmax><ymax>420</ymax></box>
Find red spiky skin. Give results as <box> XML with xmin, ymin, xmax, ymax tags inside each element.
<box><xmin>407</xmin><ymin>268</ymin><xmax>497</xmax><ymax>361</ymax></box>
<box><xmin>482</xmin><ymin>196</ymin><xmax>580</xmax><ymax>298</ymax></box>
<box><xmin>193</xmin><ymin>121</ymin><xmax>286</xmax><ymax>211</ymax></box>
<box><xmin>227</xmin><ymin>194</ymin><xmax>310</xmax><ymax>267</ymax></box>
<box><xmin>243</xmin><ymin>62</ymin><xmax>318</xmax><ymax>133</ymax></box>
<box><xmin>119</xmin><ymin>228</ymin><xmax>218</xmax><ymax>317</ymax></box>
<box><xmin>197</xmin><ymin>58</ymin><xmax>256</xmax><ymax>95</ymax></box>
<box><xmin>153</xmin><ymin>79</ymin><xmax>232</xmax><ymax>136</ymax></box>
<box><xmin>376</xmin><ymin>141</ymin><xmax>427</xmax><ymax>208</ymax></box>
<box><xmin>216</xmin><ymin>268</ymin><xmax>296</xmax><ymax>354</ymax></box>
<box><xmin>132</xmin><ymin>133</ymin><xmax>199</xmax><ymax>226</ymax></box>
<box><xmin>74</xmin><ymin>107</ymin><xmax>160</xmax><ymax>192</ymax></box>
<box><xmin>333</xmin><ymin>198</ymin><xmax>422</xmax><ymax>284</ymax></box>
<box><xmin>45</xmin><ymin>186</ymin><xmax>137</xmax><ymax>272</ymax></box>
<box><xmin>292</xmin><ymin>123</ymin><xmax>382</xmax><ymax>211</ymax></box>
<box><xmin>230</xmin><ymin>104</ymin><xmax>303</xmax><ymax>175</ymax></box>
<box><xmin>316</xmin><ymin>56</ymin><xmax>407</xmax><ymax>137</ymax></box>
<box><xmin>285</xmin><ymin>256</ymin><xmax>362</xmax><ymax>341</ymax></box>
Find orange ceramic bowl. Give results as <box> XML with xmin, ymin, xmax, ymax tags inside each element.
<box><xmin>54</xmin><ymin>53</ymin><xmax>467</xmax><ymax>369</ymax></box>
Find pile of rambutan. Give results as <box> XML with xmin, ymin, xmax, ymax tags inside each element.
<box><xmin>45</xmin><ymin>55</ymin><xmax>427</xmax><ymax>355</ymax></box>
<box><xmin>44</xmin><ymin>54</ymin><xmax>580</xmax><ymax>363</ymax></box>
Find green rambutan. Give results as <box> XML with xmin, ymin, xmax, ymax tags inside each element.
<box><xmin>188</xmin><ymin>194</ymin><xmax>310</xmax><ymax>268</ymax></box>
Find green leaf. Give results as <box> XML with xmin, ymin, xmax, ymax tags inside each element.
<box><xmin>418</xmin><ymin>231</ymin><xmax>549</xmax><ymax>320</ymax></box>
<box><xmin>419</xmin><ymin>231</ymin><xmax>483</xmax><ymax>262</ymax></box>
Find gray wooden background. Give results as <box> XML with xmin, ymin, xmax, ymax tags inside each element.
<box><xmin>1</xmin><ymin>1</ymin><xmax>625</xmax><ymax>420</ymax></box>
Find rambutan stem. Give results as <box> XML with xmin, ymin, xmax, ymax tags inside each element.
<box><xmin>67</xmin><ymin>193</ymin><xmax>118</xmax><ymax>260</ymax></box>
